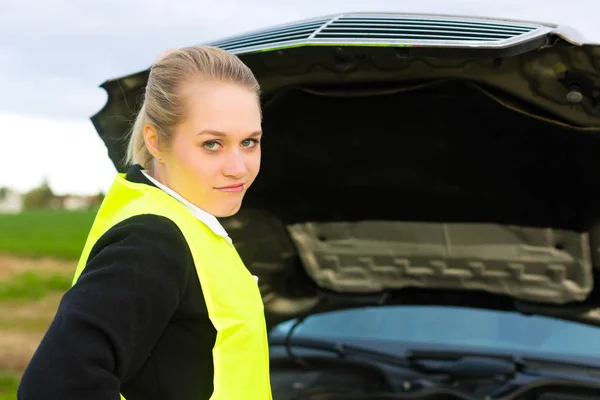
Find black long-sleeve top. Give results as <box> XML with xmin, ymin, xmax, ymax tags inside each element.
<box><xmin>17</xmin><ymin>166</ymin><xmax>217</xmax><ymax>400</ymax></box>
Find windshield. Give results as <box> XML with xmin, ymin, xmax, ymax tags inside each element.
<box><xmin>271</xmin><ymin>306</ymin><xmax>600</xmax><ymax>359</ymax></box>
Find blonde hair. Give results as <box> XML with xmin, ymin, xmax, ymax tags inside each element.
<box><xmin>125</xmin><ymin>46</ymin><xmax>261</xmax><ymax>169</ymax></box>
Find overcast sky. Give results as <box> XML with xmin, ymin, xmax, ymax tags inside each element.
<box><xmin>2</xmin><ymin>0</ymin><xmax>599</xmax><ymax>195</ymax></box>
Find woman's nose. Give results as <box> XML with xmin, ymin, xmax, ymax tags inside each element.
<box><xmin>222</xmin><ymin>150</ymin><xmax>248</xmax><ymax>178</ymax></box>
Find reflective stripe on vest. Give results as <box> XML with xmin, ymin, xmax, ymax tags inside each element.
<box><xmin>72</xmin><ymin>174</ymin><xmax>273</xmax><ymax>400</ymax></box>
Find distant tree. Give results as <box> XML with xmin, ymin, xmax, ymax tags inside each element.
<box><xmin>23</xmin><ymin>178</ymin><xmax>55</xmax><ymax>209</ymax></box>
<box><xmin>89</xmin><ymin>191</ymin><xmax>106</xmax><ymax>209</ymax></box>
<box><xmin>0</xmin><ymin>187</ymin><xmax>7</xmax><ymax>201</ymax></box>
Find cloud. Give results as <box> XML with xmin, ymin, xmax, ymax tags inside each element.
<box><xmin>0</xmin><ymin>0</ymin><xmax>295</xmax><ymax>119</ymax></box>
<box><xmin>0</xmin><ymin>111</ymin><xmax>116</xmax><ymax>195</ymax></box>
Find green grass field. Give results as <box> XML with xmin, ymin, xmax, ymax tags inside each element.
<box><xmin>0</xmin><ymin>208</ymin><xmax>98</xmax><ymax>259</ymax></box>
<box><xmin>0</xmin><ymin>208</ymin><xmax>99</xmax><ymax>396</ymax></box>
<box><xmin>0</xmin><ymin>270</ymin><xmax>73</xmax><ymax>301</ymax></box>
<box><xmin>0</xmin><ymin>370</ymin><xmax>19</xmax><ymax>400</ymax></box>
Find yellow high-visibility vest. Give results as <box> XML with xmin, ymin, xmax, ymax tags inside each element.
<box><xmin>72</xmin><ymin>173</ymin><xmax>272</xmax><ymax>400</ymax></box>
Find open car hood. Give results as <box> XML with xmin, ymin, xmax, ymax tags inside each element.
<box><xmin>90</xmin><ymin>12</ymin><xmax>600</xmax><ymax>329</ymax></box>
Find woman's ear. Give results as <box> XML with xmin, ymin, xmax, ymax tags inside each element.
<box><xmin>143</xmin><ymin>124</ymin><xmax>164</xmax><ymax>162</ymax></box>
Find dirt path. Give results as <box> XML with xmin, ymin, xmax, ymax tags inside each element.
<box><xmin>0</xmin><ymin>255</ymin><xmax>75</xmax><ymax>373</ymax></box>
<box><xmin>0</xmin><ymin>253</ymin><xmax>75</xmax><ymax>280</ymax></box>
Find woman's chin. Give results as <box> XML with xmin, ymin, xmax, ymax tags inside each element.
<box><xmin>210</xmin><ymin>201</ymin><xmax>243</xmax><ymax>218</ymax></box>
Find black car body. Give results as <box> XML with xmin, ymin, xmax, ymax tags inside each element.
<box><xmin>91</xmin><ymin>12</ymin><xmax>600</xmax><ymax>399</ymax></box>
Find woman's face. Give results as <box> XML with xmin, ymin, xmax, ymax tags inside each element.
<box><xmin>153</xmin><ymin>81</ymin><xmax>262</xmax><ymax>217</ymax></box>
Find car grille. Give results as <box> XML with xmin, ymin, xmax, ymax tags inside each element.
<box><xmin>314</xmin><ymin>16</ymin><xmax>538</xmax><ymax>42</ymax></box>
<box><xmin>209</xmin><ymin>19</ymin><xmax>329</xmax><ymax>52</ymax></box>
<box><xmin>206</xmin><ymin>13</ymin><xmax>548</xmax><ymax>54</ymax></box>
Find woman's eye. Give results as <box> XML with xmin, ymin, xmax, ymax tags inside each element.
<box><xmin>241</xmin><ymin>139</ymin><xmax>259</xmax><ymax>148</ymax></box>
<box><xmin>203</xmin><ymin>141</ymin><xmax>220</xmax><ymax>150</ymax></box>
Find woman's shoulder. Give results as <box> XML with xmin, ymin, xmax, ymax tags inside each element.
<box><xmin>83</xmin><ymin>213</ymin><xmax>194</xmax><ymax>281</ymax></box>
<box><xmin>95</xmin><ymin>213</ymin><xmax>187</xmax><ymax>248</ymax></box>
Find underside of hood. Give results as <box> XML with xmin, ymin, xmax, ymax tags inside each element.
<box><xmin>222</xmin><ymin>80</ymin><xmax>600</xmax><ymax>328</ymax></box>
<box><xmin>89</xmin><ymin>12</ymin><xmax>600</xmax><ymax>328</ymax></box>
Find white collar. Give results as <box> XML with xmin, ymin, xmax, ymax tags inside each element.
<box><xmin>141</xmin><ymin>170</ymin><xmax>232</xmax><ymax>244</ymax></box>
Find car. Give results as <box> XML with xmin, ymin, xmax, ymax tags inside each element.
<box><xmin>91</xmin><ymin>12</ymin><xmax>600</xmax><ymax>399</ymax></box>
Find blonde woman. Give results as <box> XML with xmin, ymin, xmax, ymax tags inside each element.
<box><xmin>18</xmin><ymin>46</ymin><xmax>271</xmax><ymax>400</ymax></box>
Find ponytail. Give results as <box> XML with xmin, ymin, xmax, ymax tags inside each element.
<box><xmin>125</xmin><ymin>102</ymin><xmax>153</xmax><ymax>168</ymax></box>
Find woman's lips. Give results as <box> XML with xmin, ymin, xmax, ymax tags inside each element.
<box><xmin>215</xmin><ymin>183</ymin><xmax>245</xmax><ymax>193</ymax></box>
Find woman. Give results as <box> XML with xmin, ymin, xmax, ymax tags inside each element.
<box><xmin>17</xmin><ymin>46</ymin><xmax>271</xmax><ymax>400</ymax></box>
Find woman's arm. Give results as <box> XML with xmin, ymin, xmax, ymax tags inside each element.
<box><xmin>17</xmin><ymin>214</ymin><xmax>193</xmax><ymax>400</ymax></box>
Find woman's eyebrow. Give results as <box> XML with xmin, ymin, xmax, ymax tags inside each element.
<box><xmin>197</xmin><ymin>130</ymin><xmax>227</xmax><ymax>137</ymax></box>
<box><xmin>197</xmin><ymin>130</ymin><xmax>263</xmax><ymax>137</ymax></box>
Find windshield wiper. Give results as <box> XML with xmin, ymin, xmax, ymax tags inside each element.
<box><xmin>406</xmin><ymin>348</ymin><xmax>600</xmax><ymax>380</ymax></box>
<box><xmin>272</xmin><ymin>336</ymin><xmax>518</xmax><ymax>379</ymax></box>
<box><xmin>272</xmin><ymin>337</ymin><xmax>600</xmax><ymax>400</ymax></box>
<box><xmin>405</xmin><ymin>349</ymin><xmax>519</xmax><ymax>379</ymax></box>
<box><xmin>274</xmin><ymin>336</ymin><xmax>600</xmax><ymax>381</ymax></box>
